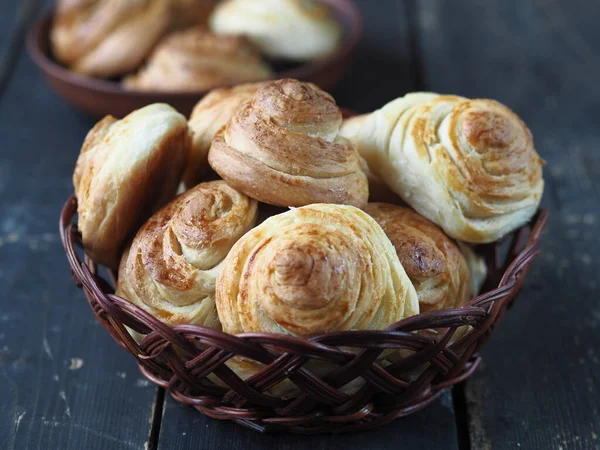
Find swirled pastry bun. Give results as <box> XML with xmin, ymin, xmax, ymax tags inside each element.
<box><xmin>123</xmin><ymin>27</ymin><xmax>272</xmax><ymax>92</ymax></box>
<box><xmin>51</xmin><ymin>0</ymin><xmax>170</xmax><ymax>77</ymax></box>
<box><xmin>341</xmin><ymin>93</ymin><xmax>544</xmax><ymax>243</ymax></box>
<box><xmin>185</xmin><ymin>82</ymin><xmax>268</xmax><ymax>187</ymax></box>
<box><xmin>208</xmin><ymin>79</ymin><xmax>368</xmax><ymax>207</ymax></box>
<box><xmin>73</xmin><ymin>104</ymin><xmax>189</xmax><ymax>268</ymax></box>
<box><xmin>117</xmin><ymin>181</ymin><xmax>258</xmax><ymax>327</ymax></box>
<box><xmin>216</xmin><ymin>203</ymin><xmax>419</xmax><ymax>336</ymax></box>
<box><xmin>209</xmin><ymin>0</ymin><xmax>342</xmax><ymax>60</ymax></box>
<box><xmin>364</xmin><ymin>203</ymin><xmax>486</xmax><ymax>314</ymax></box>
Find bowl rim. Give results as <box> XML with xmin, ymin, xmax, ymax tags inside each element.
<box><xmin>26</xmin><ymin>0</ymin><xmax>363</xmax><ymax>99</ymax></box>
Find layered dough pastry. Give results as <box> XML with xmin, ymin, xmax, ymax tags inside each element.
<box><xmin>364</xmin><ymin>203</ymin><xmax>486</xmax><ymax>316</ymax></box>
<box><xmin>51</xmin><ymin>0</ymin><xmax>170</xmax><ymax>77</ymax></box>
<box><xmin>341</xmin><ymin>93</ymin><xmax>545</xmax><ymax>243</ymax></box>
<box><xmin>216</xmin><ymin>203</ymin><xmax>419</xmax><ymax>336</ymax></box>
<box><xmin>185</xmin><ymin>82</ymin><xmax>267</xmax><ymax>187</ymax></box>
<box><xmin>210</xmin><ymin>0</ymin><xmax>342</xmax><ymax>61</ymax></box>
<box><xmin>117</xmin><ymin>181</ymin><xmax>258</xmax><ymax>327</ymax></box>
<box><xmin>123</xmin><ymin>27</ymin><xmax>272</xmax><ymax>92</ymax></box>
<box><xmin>73</xmin><ymin>104</ymin><xmax>189</xmax><ymax>268</ymax></box>
<box><xmin>208</xmin><ymin>79</ymin><xmax>368</xmax><ymax>207</ymax></box>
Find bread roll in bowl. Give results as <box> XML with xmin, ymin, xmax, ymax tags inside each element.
<box><xmin>210</xmin><ymin>0</ymin><xmax>342</xmax><ymax>61</ymax></box>
<box><xmin>117</xmin><ymin>181</ymin><xmax>258</xmax><ymax>327</ymax></box>
<box><xmin>123</xmin><ymin>27</ymin><xmax>272</xmax><ymax>92</ymax></box>
<box><xmin>51</xmin><ymin>0</ymin><xmax>170</xmax><ymax>77</ymax></box>
<box><xmin>341</xmin><ymin>93</ymin><xmax>544</xmax><ymax>243</ymax></box>
<box><xmin>73</xmin><ymin>103</ymin><xmax>189</xmax><ymax>268</ymax></box>
<box><xmin>208</xmin><ymin>79</ymin><xmax>368</xmax><ymax>207</ymax></box>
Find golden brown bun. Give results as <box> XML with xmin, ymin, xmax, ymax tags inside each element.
<box><xmin>216</xmin><ymin>203</ymin><xmax>419</xmax><ymax>336</ymax></box>
<box><xmin>51</xmin><ymin>0</ymin><xmax>170</xmax><ymax>77</ymax></box>
<box><xmin>116</xmin><ymin>181</ymin><xmax>258</xmax><ymax>327</ymax></box>
<box><xmin>340</xmin><ymin>93</ymin><xmax>544</xmax><ymax>243</ymax></box>
<box><xmin>364</xmin><ymin>203</ymin><xmax>486</xmax><ymax>314</ymax></box>
<box><xmin>185</xmin><ymin>82</ymin><xmax>268</xmax><ymax>187</ymax></box>
<box><xmin>123</xmin><ymin>27</ymin><xmax>272</xmax><ymax>92</ymax></box>
<box><xmin>210</xmin><ymin>0</ymin><xmax>342</xmax><ymax>60</ymax></box>
<box><xmin>73</xmin><ymin>104</ymin><xmax>189</xmax><ymax>268</ymax></box>
<box><xmin>208</xmin><ymin>79</ymin><xmax>369</xmax><ymax>207</ymax></box>
<box><xmin>215</xmin><ymin>203</ymin><xmax>419</xmax><ymax>392</ymax></box>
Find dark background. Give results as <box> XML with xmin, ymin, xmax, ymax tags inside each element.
<box><xmin>1</xmin><ymin>0</ymin><xmax>599</xmax><ymax>449</ymax></box>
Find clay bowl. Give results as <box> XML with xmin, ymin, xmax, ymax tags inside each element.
<box><xmin>27</xmin><ymin>0</ymin><xmax>362</xmax><ymax>118</ymax></box>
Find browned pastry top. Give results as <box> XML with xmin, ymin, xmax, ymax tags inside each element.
<box><xmin>123</xmin><ymin>27</ymin><xmax>272</xmax><ymax>92</ymax></box>
<box><xmin>117</xmin><ymin>180</ymin><xmax>258</xmax><ymax>326</ymax></box>
<box><xmin>364</xmin><ymin>203</ymin><xmax>476</xmax><ymax>313</ymax></box>
<box><xmin>208</xmin><ymin>79</ymin><xmax>368</xmax><ymax>207</ymax></box>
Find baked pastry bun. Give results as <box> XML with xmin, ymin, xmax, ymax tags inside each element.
<box><xmin>364</xmin><ymin>203</ymin><xmax>486</xmax><ymax>315</ymax></box>
<box><xmin>341</xmin><ymin>93</ymin><xmax>544</xmax><ymax>243</ymax></box>
<box><xmin>73</xmin><ymin>104</ymin><xmax>189</xmax><ymax>267</ymax></box>
<box><xmin>185</xmin><ymin>82</ymin><xmax>267</xmax><ymax>187</ymax></box>
<box><xmin>208</xmin><ymin>79</ymin><xmax>368</xmax><ymax>207</ymax></box>
<box><xmin>51</xmin><ymin>0</ymin><xmax>170</xmax><ymax>77</ymax></box>
<box><xmin>123</xmin><ymin>27</ymin><xmax>272</xmax><ymax>92</ymax></box>
<box><xmin>216</xmin><ymin>203</ymin><xmax>419</xmax><ymax>336</ymax></box>
<box><xmin>210</xmin><ymin>0</ymin><xmax>342</xmax><ymax>61</ymax></box>
<box><xmin>117</xmin><ymin>181</ymin><xmax>258</xmax><ymax>327</ymax></box>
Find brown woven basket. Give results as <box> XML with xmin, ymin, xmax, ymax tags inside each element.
<box><xmin>59</xmin><ymin>195</ymin><xmax>548</xmax><ymax>434</ymax></box>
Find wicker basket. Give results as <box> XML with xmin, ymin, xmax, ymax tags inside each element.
<box><xmin>59</xmin><ymin>195</ymin><xmax>548</xmax><ymax>434</ymax></box>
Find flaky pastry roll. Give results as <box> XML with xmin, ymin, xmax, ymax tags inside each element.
<box><xmin>341</xmin><ymin>93</ymin><xmax>544</xmax><ymax>243</ymax></box>
<box><xmin>216</xmin><ymin>203</ymin><xmax>419</xmax><ymax>336</ymax></box>
<box><xmin>117</xmin><ymin>181</ymin><xmax>258</xmax><ymax>327</ymax></box>
<box><xmin>210</xmin><ymin>0</ymin><xmax>342</xmax><ymax>61</ymax></box>
<box><xmin>51</xmin><ymin>0</ymin><xmax>170</xmax><ymax>77</ymax></box>
<box><xmin>215</xmin><ymin>203</ymin><xmax>419</xmax><ymax>392</ymax></box>
<box><xmin>364</xmin><ymin>203</ymin><xmax>486</xmax><ymax>315</ymax></box>
<box><xmin>208</xmin><ymin>79</ymin><xmax>368</xmax><ymax>207</ymax></box>
<box><xmin>73</xmin><ymin>104</ymin><xmax>189</xmax><ymax>267</ymax></box>
<box><xmin>123</xmin><ymin>27</ymin><xmax>272</xmax><ymax>92</ymax></box>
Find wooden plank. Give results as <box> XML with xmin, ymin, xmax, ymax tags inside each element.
<box><xmin>0</xmin><ymin>0</ymin><xmax>40</xmax><ymax>99</ymax></box>
<box><xmin>0</xmin><ymin>29</ymin><xmax>158</xmax><ymax>450</ymax></box>
<box><xmin>156</xmin><ymin>0</ymin><xmax>461</xmax><ymax>447</ymax></box>
<box><xmin>415</xmin><ymin>0</ymin><xmax>600</xmax><ymax>448</ymax></box>
<box><xmin>157</xmin><ymin>391</ymin><xmax>458</xmax><ymax>450</ymax></box>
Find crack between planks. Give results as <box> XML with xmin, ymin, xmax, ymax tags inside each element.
<box><xmin>405</xmin><ymin>0</ymin><xmax>427</xmax><ymax>91</ymax></box>
<box><xmin>452</xmin><ymin>383</ymin><xmax>472</xmax><ymax>450</ymax></box>
<box><xmin>0</xmin><ymin>0</ymin><xmax>41</xmax><ymax>103</ymax></box>
<box><xmin>146</xmin><ymin>387</ymin><xmax>166</xmax><ymax>450</ymax></box>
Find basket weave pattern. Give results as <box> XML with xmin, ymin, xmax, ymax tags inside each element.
<box><xmin>59</xmin><ymin>195</ymin><xmax>548</xmax><ymax>434</ymax></box>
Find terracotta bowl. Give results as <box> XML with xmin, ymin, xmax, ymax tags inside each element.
<box><xmin>27</xmin><ymin>0</ymin><xmax>362</xmax><ymax>118</ymax></box>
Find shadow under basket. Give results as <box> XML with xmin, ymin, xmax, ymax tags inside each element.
<box><xmin>59</xmin><ymin>195</ymin><xmax>548</xmax><ymax>434</ymax></box>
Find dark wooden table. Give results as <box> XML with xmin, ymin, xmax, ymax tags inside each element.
<box><xmin>1</xmin><ymin>1</ymin><xmax>599</xmax><ymax>449</ymax></box>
